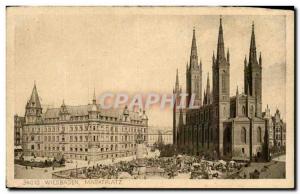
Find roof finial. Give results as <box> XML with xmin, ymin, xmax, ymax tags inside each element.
<box><xmin>92</xmin><ymin>87</ymin><xmax>96</xmax><ymax>104</ymax></box>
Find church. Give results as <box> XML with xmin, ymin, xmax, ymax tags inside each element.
<box><xmin>173</xmin><ymin>17</ymin><xmax>267</xmax><ymax>161</ymax></box>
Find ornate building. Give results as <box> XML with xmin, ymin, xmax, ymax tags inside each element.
<box><xmin>173</xmin><ymin>17</ymin><xmax>267</xmax><ymax>161</ymax></box>
<box><xmin>263</xmin><ymin>106</ymin><xmax>286</xmax><ymax>149</ymax></box>
<box><xmin>21</xmin><ymin>83</ymin><xmax>148</xmax><ymax>161</ymax></box>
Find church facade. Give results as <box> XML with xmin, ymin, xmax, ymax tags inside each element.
<box><xmin>173</xmin><ymin>17</ymin><xmax>267</xmax><ymax>161</ymax></box>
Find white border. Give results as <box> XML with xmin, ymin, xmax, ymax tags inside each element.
<box><xmin>1</xmin><ymin>1</ymin><xmax>298</xmax><ymax>193</ymax></box>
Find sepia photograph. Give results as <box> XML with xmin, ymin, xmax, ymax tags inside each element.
<box><xmin>6</xmin><ymin>6</ymin><xmax>295</xmax><ymax>189</ymax></box>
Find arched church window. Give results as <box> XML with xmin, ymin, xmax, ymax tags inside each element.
<box><xmin>222</xmin><ymin>75</ymin><xmax>226</xmax><ymax>92</ymax></box>
<box><xmin>250</xmin><ymin>106</ymin><xmax>254</xmax><ymax>117</ymax></box>
<box><xmin>241</xmin><ymin>127</ymin><xmax>246</xmax><ymax>143</ymax></box>
<box><xmin>257</xmin><ymin>127</ymin><xmax>262</xmax><ymax>143</ymax></box>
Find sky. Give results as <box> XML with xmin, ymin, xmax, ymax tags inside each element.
<box><xmin>11</xmin><ymin>8</ymin><xmax>287</xmax><ymax>127</ymax></box>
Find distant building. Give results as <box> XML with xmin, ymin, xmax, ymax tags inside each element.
<box><xmin>14</xmin><ymin>115</ymin><xmax>24</xmax><ymax>146</ymax></box>
<box><xmin>263</xmin><ymin>106</ymin><xmax>286</xmax><ymax>149</ymax></box>
<box><xmin>148</xmin><ymin>126</ymin><xmax>173</xmax><ymax>147</ymax></box>
<box><xmin>20</xmin><ymin>83</ymin><xmax>148</xmax><ymax>161</ymax></box>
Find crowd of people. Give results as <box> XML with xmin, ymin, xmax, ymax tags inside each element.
<box><xmin>66</xmin><ymin>154</ymin><xmax>251</xmax><ymax>179</ymax></box>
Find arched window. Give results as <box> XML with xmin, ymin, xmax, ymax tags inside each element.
<box><xmin>257</xmin><ymin>127</ymin><xmax>262</xmax><ymax>143</ymax></box>
<box><xmin>241</xmin><ymin>127</ymin><xmax>246</xmax><ymax>144</ymax></box>
<box><xmin>250</xmin><ymin>105</ymin><xmax>254</xmax><ymax>117</ymax></box>
<box><xmin>222</xmin><ymin>75</ymin><xmax>226</xmax><ymax>92</ymax></box>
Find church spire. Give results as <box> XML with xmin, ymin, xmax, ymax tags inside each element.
<box><xmin>175</xmin><ymin>68</ymin><xmax>180</xmax><ymax>92</ymax></box>
<box><xmin>92</xmin><ymin>88</ymin><xmax>96</xmax><ymax>104</ymax></box>
<box><xmin>206</xmin><ymin>72</ymin><xmax>210</xmax><ymax>104</ymax></box>
<box><xmin>249</xmin><ymin>21</ymin><xmax>258</xmax><ymax>66</ymax></box>
<box><xmin>217</xmin><ymin>16</ymin><xmax>225</xmax><ymax>62</ymax></box>
<box><xmin>227</xmin><ymin>48</ymin><xmax>230</xmax><ymax>63</ymax></box>
<box><xmin>259</xmin><ymin>52</ymin><xmax>262</xmax><ymax>66</ymax></box>
<box><xmin>190</xmin><ymin>27</ymin><xmax>198</xmax><ymax>68</ymax></box>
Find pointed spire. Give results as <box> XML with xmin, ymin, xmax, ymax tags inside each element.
<box><xmin>176</xmin><ymin>68</ymin><xmax>179</xmax><ymax>84</ymax></box>
<box><xmin>92</xmin><ymin>88</ymin><xmax>96</xmax><ymax>104</ymax></box>
<box><xmin>200</xmin><ymin>59</ymin><xmax>202</xmax><ymax>68</ymax></box>
<box><xmin>203</xmin><ymin>89</ymin><xmax>206</xmax><ymax>105</ymax></box>
<box><xmin>27</xmin><ymin>82</ymin><xmax>42</xmax><ymax>108</ymax></box>
<box><xmin>236</xmin><ymin>86</ymin><xmax>239</xmax><ymax>96</ymax></box>
<box><xmin>227</xmin><ymin>48</ymin><xmax>230</xmax><ymax>63</ymax></box>
<box><xmin>190</xmin><ymin>27</ymin><xmax>198</xmax><ymax>68</ymax></box>
<box><xmin>206</xmin><ymin>73</ymin><xmax>210</xmax><ymax>93</ymax></box>
<box><xmin>217</xmin><ymin>16</ymin><xmax>225</xmax><ymax>62</ymax></box>
<box><xmin>206</xmin><ymin>73</ymin><xmax>210</xmax><ymax>104</ymax></box>
<box><xmin>244</xmin><ymin>55</ymin><xmax>247</xmax><ymax>66</ymax></box>
<box><xmin>249</xmin><ymin>21</ymin><xmax>258</xmax><ymax>65</ymax></box>
<box><xmin>175</xmin><ymin>68</ymin><xmax>180</xmax><ymax>92</ymax></box>
<box><xmin>259</xmin><ymin>52</ymin><xmax>262</xmax><ymax>66</ymax></box>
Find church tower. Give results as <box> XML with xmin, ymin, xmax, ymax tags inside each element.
<box><xmin>173</xmin><ymin>69</ymin><xmax>182</xmax><ymax>147</ymax></box>
<box><xmin>212</xmin><ymin>17</ymin><xmax>230</xmax><ymax>115</ymax></box>
<box><xmin>212</xmin><ymin>17</ymin><xmax>230</xmax><ymax>156</ymax></box>
<box><xmin>244</xmin><ymin>23</ymin><xmax>262</xmax><ymax>117</ymax></box>
<box><xmin>25</xmin><ymin>82</ymin><xmax>42</xmax><ymax>124</ymax></box>
<box><xmin>186</xmin><ymin>28</ymin><xmax>202</xmax><ymax>107</ymax></box>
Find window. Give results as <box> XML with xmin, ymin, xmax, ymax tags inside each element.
<box><xmin>257</xmin><ymin>127</ymin><xmax>262</xmax><ymax>143</ymax></box>
<box><xmin>241</xmin><ymin>127</ymin><xmax>246</xmax><ymax>144</ymax></box>
<box><xmin>222</xmin><ymin>74</ymin><xmax>226</xmax><ymax>92</ymax></box>
<box><xmin>250</xmin><ymin>106</ymin><xmax>254</xmax><ymax>117</ymax></box>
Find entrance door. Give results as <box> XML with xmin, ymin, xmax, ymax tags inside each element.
<box><xmin>223</xmin><ymin>127</ymin><xmax>232</xmax><ymax>157</ymax></box>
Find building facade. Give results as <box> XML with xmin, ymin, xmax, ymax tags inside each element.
<box><xmin>14</xmin><ymin>115</ymin><xmax>25</xmax><ymax>146</ymax></box>
<box><xmin>148</xmin><ymin>126</ymin><xmax>173</xmax><ymax>147</ymax></box>
<box><xmin>173</xmin><ymin>17</ymin><xmax>268</xmax><ymax>161</ymax></box>
<box><xmin>263</xmin><ymin>107</ymin><xmax>286</xmax><ymax>149</ymax></box>
<box><xmin>21</xmin><ymin>84</ymin><xmax>148</xmax><ymax>161</ymax></box>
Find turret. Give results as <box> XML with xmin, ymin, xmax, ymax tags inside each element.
<box><xmin>206</xmin><ymin>72</ymin><xmax>211</xmax><ymax>104</ymax></box>
<box><xmin>89</xmin><ymin>88</ymin><xmax>98</xmax><ymax>119</ymax></box>
<box><xmin>227</xmin><ymin>48</ymin><xmax>230</xmax><ymax>64</ymax></box>
<box><xmin>141</xmin><ymin>110</ymin><xmax>148</xmax><ymax>126</ymax></box>
<box><xmin>236</xmin><ymin>86</ymin><xmax>239</xmax><ymax>117</ymax></box>
<box><xmin>25</xmin><ymin>82</ymin><xmax>42</xmax><ymax>124</ymax></box>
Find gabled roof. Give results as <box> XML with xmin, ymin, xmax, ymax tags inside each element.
<box><xmin>43</xmin><ymin>104</ymin><xmax>142</xmax><ymax>120</ymax></box>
